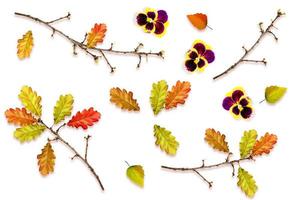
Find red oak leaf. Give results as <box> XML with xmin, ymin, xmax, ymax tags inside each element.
<box><xmin>67</xmin><ymin>107</ymin><xmax>100</xmax><ymax>130</ymax></box>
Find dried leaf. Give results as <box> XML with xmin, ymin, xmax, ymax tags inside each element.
<box><xmin>165</xmin><ymin>81</ymin><xmax>191</xmax><ymax>109</ymax></box>
<box><xmin>205</xmin><ymin>128</ymin><xmax>229</xmax><ymax>153</ymax></box>
<box><xmin>37</xmin><ymin>142</ymin><xmax>56</xmax><ymax>176</ymax></box>
<box><xmin>126</xmin><ymin>165</ymin><xmax>144</xmax><ymax>187</ymax></box>
<box><xmin>14</xmin><ymin>124</ymin><xmax>46</xmax><ymax>143</ymax></box>
<box><xmin>237</xmin><ymin>167</ymin><xmax>257</xmax><ymax>198</ymax></box>
<box><xmin>150</xmin><ymin>80</ymin><xmax>168</xmax><ymax>115</ymax></box>
<box><xmin>53</xmin><ymin>94</ymin><xmax>74</xmax><ymax>124</ymax></box>
<box><xmin>87</xmin><ymin>23</ymin><xmax>107</xmax><ymax>48</ymax></box>
<box><xmin>17</xmin><ymin>30</ymin><xmax>34</xmax><ymax>59</ymax></box>
<box><xmin>5</xmin><ymin>108</ymin><xmax>37</xmax><ymax>126</ymax></box>
<box><xmin>251</xmin><ymin>133</ymin><xmax>277</xmax><ymax>156</ymax></box>
<box><xmin>67</xmin><ymin>107</ymin><xmax>100</xmax><ymax>130</ymax></box>
<box><xmin>110</xmin><ymin>87</ymin><xmax>140</xmax><ymax>111</ymax></box>
<box><xmin>265</xmin><ymin>86</ymin><xmax>287</xmax><ymax>104</ymax></box>
<box><xmin>240</xmin><ymin>130</ymin><xmax>257</xmax><ymax>158</ymax></box>
<box><xmin>187</xmin><ymin>13</ymin><xmax>208</xmax><ymax>30</ymax></box>
<box><xmin>18</xmin><ymin>86</ymin><xmax>42</xmax><ymax>117</ymax></box>
<box><xmin>153</xmin><ymin>125</ymin><xmax>179</xmax><ymax>155</ymax></box>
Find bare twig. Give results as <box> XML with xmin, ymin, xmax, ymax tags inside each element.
<box><xmin>38</xmin><ymin>119</ymin><xmax>105</xmax><ymax>191</ymax></box>
<box><xmin>84</xmin><ymin>135</ymin><xmax>91</xmax><ymax>161</ymax></box>
<box><xmin>213</xmin><ymin>10</ymin><xmax>285</xmax><ymax>80</ymax></box>
<box><xmin>161</xmin><ymin>156</ymin><xmax>254</xmax><ymax>186</ymax></box>
<box><xmin>14</xmin><ymin>12</ymin><xmax>164</xmax><ymax>72</ymax></box>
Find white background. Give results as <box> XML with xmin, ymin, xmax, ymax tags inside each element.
<box><xmin>0</xmin><ymin>0</ymin><xmax>299</xmax><ymax>199</ymax></box>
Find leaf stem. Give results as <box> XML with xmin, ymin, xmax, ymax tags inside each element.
<box><xmin>14</xmin><ymin>12</ymin><xmax>164</xmax><ymax>73</ymax></box>
<box><xmin>213</xmin><ymin>10</ymin><xmax>284</xmax><ymax>80</ymax></box>
<box><xmin>39</xmin><ymin>119</ymin><xmax>105</xmax><ymax>191</ymax></box>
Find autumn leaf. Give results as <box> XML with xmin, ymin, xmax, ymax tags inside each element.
<box><xmin>165</xmin><ymin>81</ymin><xmax>191</xmax><ymax>109</ymax></box>
<box><xmin>53</xmin><ymin>94</ymin><xmax>74</xmax><ymax>124</ymax></box>
<box><xmin>150</xmin><ymin>80</ymin><xmax>168</xmax><ymax>115</ymax></box>
<box><xmin>14</xmin><ymin>124</ymin><xmax>46</xmax><ymax>143</ymax></box>
<box><xmin>265</xmin><ymin>86</ymin><xmax>287</xmax><ymax>104</ymax></box>
<box><xmin>37</xmin><ymin>142</ymin><xmax>56</xmax><ymax>176</ymax></box>
<box><xmin>5</xmin><ymin>108</ymin><xmax>37</xmax><ymax>126</ymax></box>
<box><xmin>251</xmin><ymin>133</ymin><xmax>277</xmax><ymax>156</ymax></box>
<box><xmin>240</xmin><ymin>130</ymin><xmax>257</xmax><ymax>159</ymax></box>
<box><xmin>110</xmin><ymin>87</ymin><xmax>140</xmax><ymax>111</ymax></box>
<box><xmin>205</xmin><ymin>128</ymin><xmax>229</xmax><ymax>153</ymax></box>
<box><xmin>87</xmin><ymin>23</ymin><xmax>107</xmax><ymax>48</ymax></box>
<box><xmin>237</xmin><ymin>167</ymin><xmax>257</xmax><ymax>198</ymax></box>
<box><xmin>67</xmin><ymin>107</ymin><xmax>100</xmax><ymax>130</ymax></box>
<box><xmin>18</xmin><ymin>86</ymin><xmax>42</xmax><ymax>117</ymax></box>
<box><xmin>153</xmin><ymin>125</ymin><xmax>179</xmax><ymax>155</ymax></box>
<box><xmin>17</xmin><ymin>30</ymin><xmax>34</xmax><ymax>59</ymax></box>
<box><xmin>126</xmin><ymin>165</ymin><xmax>144</xmax><ymax>187</ymax></box>
<box><xmin>187</xmin><ymin>13</ymin><xmax>208</xmax><ymax>30</ymax></box>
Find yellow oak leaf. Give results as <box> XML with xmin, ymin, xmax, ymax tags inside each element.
<box><xmin>150</xmin><ymin>80</ymin><xmax>168</xmax><ymax>115</ymax></box>
<box><xmin>153</xmin><ymin>125</ymin><xmax>179</xmax><ymax>155</ymax></box>
<box><xmin>240</xmin><ymin>130</ymin><xmax>257</xmax><ymax>158</ymax></box>
<box><xmin>53</xmin><ymin>94</ymin><xmax>74</xmax><ymax>124</ymax></box>
<box><xmin>18</xmin><ymin>86</ymin><xmax>42</xmax><ymax>117</ymax></box>
<box><xmin>237</xmin><ymin>167</ymin><xmax>258</xmax><ymax>198</ymax></box>
<box><xmin>14</xmin><ymin>124</ymin><xmax>46</xmax><ymax>143</ymax></box>
<box><xmin>17</xmin><ymin>31</ymin><xmax>34</xmax><ymax>59</ymax></box>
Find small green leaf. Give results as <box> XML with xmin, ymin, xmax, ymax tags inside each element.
<box><xmin>14</xmin><ymin>124</ymin><xmax>46</xmax><ymax>143</ymax></box>
<box><xmin>265</xmin><ymin>86</ymin><xmax>287</xmax><ymax>104</ymax></box>
<box><xmin>53</xmin><ymin>94</ymin><xmax>74</xmax><ymax>124</ymax></box>
<box><xmin>237</xmin><ymin>167</ymin><xmax>258</xmax><ymax>198</ymax></box>
<box><xmin>126</xmin><ymin>165</ymin><xmax>144</xmax><ymax>187</ymax></box>
<box><xmin>240</xmin><ymin>130</ymin><xmax>257</xmax><ymax>158</ymax></box>
<box><xmin>150</xmin><ymin>80</ymin><xmax>168</xmax><ymax>115</ymax></box>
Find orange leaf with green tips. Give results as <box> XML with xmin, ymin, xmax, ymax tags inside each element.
<box><xmin>205</xmin><ymin>128</ymin><xmax>229</xmax><ymax>153</ymax></box>
<box><xmin>187</xmin><ymin>13</ymin><xmax>208</xmax><ymax>30</ymax></box>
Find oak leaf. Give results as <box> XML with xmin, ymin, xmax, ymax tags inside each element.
<box><xmin>5</xmin><ymin>108</ymin><xmax>37</xmax><ymax>126</ymax></box>
<box><xmin>205</xmin><ymin>128</ymin><xmax>229</xmax><ymax>153</ymax></box>
<box><xmin>265</xmin><ymin>86</ymin><xmax>287</xmax><ymax>104</ymax></box>
<box><xmin>251</xmin><ymin>133</ymin><xmax>277</xmax><ymax>156</ymax></box>
<box><xmin>53</xmin><ymin>94</ymin><xmax>74</xmax><ymax>124</ymax></box>
<box><xmin>153</xmin><ymin>125</ymin><xmax>179</xmax><ymax>155</ymax></box>
<box><xmin>240</xmin><ymin>130</ymin><xmax>257</xmax><ymax>158</ymax></box>
<box><xmin>37</xmin><ymin>142</ymin><xmax>56</xmax><ymax>176</ymax></box>
<box><xmin>87</xmin><ymin>23</ymin><xmax>107</xmax><ymax>48</ymax></box>
<box><xmin>187</xmin><ymin>13</ymin><xmax>208</xmax><ymax>30</ymax></box>
<box><xmin>110</xmin><ymin>87</ymin><xmax>140</xmax><ymax>111</ymax></box>
<box><xmin>18</xmin><ymin>86</ymin><xmax>42</xmax><ymax>117</ymax></box>
<box><xmin>165</xmin><ymin>81</ymin><xmax>191</xmax><ymax>109</ymax></box>
<box><xmin>126</xmin><ymin>165</ymin><xmax>144</xmax><ymax>187</ymax></box>
<box><xmin>237</xmin><ymin>167</ymin><xmax>257</xmax><ymax>198</ymax></box>
<box><xmin>67</xmin><ymin>107</ymin><xmax>100</xmax><ymax>129</ymax></box>
<box><xmin>150</xmin><ymin>80</ymin><xmax>168</xmax><ymax>115</ymax></box>
<box><xmin>17</xmin><ymin>30</ymin><xmax>34</xmax><ymax>59</ymax></box>
<box><xmin>14</xmin><ymin>124</ymin><xmax>46</xmax><ymax>143</ymax></box>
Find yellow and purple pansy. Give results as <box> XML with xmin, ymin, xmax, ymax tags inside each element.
<box><xmin>185</xmin><ymin>40</ymin><xmax>215</xmax><ymax>72</ymax></box>
<box><xmin>136</xmin><ymin>8</ymin><xmax>169</xmax><ymax>37</ymax></box>
<box><xmin>222</xmin><ymin>87</ymin><xmax>253</xmax><ymax>119</ymax></box>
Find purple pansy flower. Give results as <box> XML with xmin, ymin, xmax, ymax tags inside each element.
<box><xmin>136</xmin><ymin>8</ymin><xmax>169</xmax><ymax>36</ymax></box>
<box><xmin>222</xmin><ymin>87</ymin><xmax>253</xmax><ymax>119</ymax></box>
<box><xmin>185</xmin><ymin>40</ymin><xmax>215</xmax><ymax>72</ymax></box>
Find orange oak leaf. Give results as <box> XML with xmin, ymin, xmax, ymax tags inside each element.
<box><xmin>251</xmin><ymin>133</ymin><xmax>277</xmax><ymax>156</ymax></box>
<box><xmin>165</xmin><ymin>81</ymin><xmax>191</xmax><ymax>109</ymax></box>
<box><xmin>205</xmin><ymin>128</ymin><xmax>230</xmax><ymax>153</ymax></box>
<box><xmin>67</xmin><ymin>107</ymin><xmax>101</xmax><ymax>129</ymax></box>
<box><xmin>87</xmin><ymin>23</ymin><xmax>107</xmax><ymax>48</ymax></box>
<box><xmin>5</xmin><ymin>108</ymin><xmax>37</xmax><ymax>126</ymax></box>
<box><xmin>110</xmin><ymin>87</ymin><xmax>140</xmax><ymax>111</ymax></box>
<box><xmin>187</xmin><ymin>13</ymin><xmax>208</xmax><ymax>30</ymax></box>
<box><xmin>37</xmin><ymin>142</ymin><xmax>56</xmax><ymax>176</ymax></box>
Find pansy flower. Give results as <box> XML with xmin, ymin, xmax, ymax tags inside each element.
<box><xmin>222</xmin><ymin>87</ymin><xmax>253</xmax><ymax>119</ymax></box>
<box><xmin>136</xmin><ymin>8</ymin><xmax>169</xmax><ymax>37</ymax></box>
<box><xmin>185</xmin><ymin>40</ymin><xmax>215</xmax><ymax>72</ymax></box>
